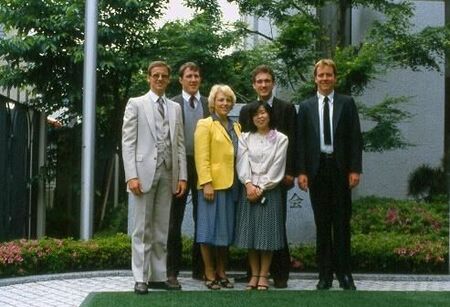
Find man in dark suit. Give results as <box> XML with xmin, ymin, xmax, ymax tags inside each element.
<box><xmin>296</xmin><ymin>59</ymin><xmax>362</xmax><ymax>290</ymax></box>
<box><xmin>239</xmin><ymin>64</ymin><xmax>296</xmax><ymax>288</ymax></box>
<box><xmin>167</xmin><ymin>62</ymin><xmax>209</xmax><ymax>288</ymax></box>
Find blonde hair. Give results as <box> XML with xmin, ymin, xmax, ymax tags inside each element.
<box><xmin>207</xmin><ymin>84</ymin><xmax>236</xmax><ymax>113</ymax></box>
<box><xmin>314</xmin><ymin>59</ymin><xmax>337</xmax><ymax>76</ymax></box>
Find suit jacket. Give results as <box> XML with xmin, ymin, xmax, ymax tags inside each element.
<box><xmin>238</xmin><ymin>97</ymin><xmax>297</xmax><ymax>177</ymax></box>
<box><xmin>171</xmin><ymin>94</ymin><xmax>210</xmax><ymax>123</ymax></box>
<box><xmin>296</xmin><ymin>93</ymin><xmax>362</xmax><ymax>180</ymax></box>
<box><xmin>195</xmin><ymin>116</ymin><xmax>241</xmax><ymax>190</ymax></box>
<box><xmin>122</xmin><ymin>91</ymin><xmax>187</xmax><ymax>193</ymax></box>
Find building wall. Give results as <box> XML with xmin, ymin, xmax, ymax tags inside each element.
<box><xmin>352</xmin><ymin>1</ymin><xmax>445</xmax><ymax>199</ymax></box>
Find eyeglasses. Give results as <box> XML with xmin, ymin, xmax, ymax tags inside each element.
<box><xmin>150</xmin><ymin>73</ymin><xmax>169</xmax><ymax>80</ymax></box>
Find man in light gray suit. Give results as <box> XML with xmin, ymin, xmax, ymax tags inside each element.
<box><xmin>122</xmin><ymin>60</ymin><xmax>187</xmax><ymax>295</ymax></box>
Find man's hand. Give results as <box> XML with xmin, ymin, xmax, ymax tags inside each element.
<box><xmin>297</xmin><ymin>174</ymin><xmax>309</xmax><ymax>191</ymax></box>
<box><xmin>202</xmin><ymin>182</ymin><xmax>214</xmax><ymax>202</ymax></box>
<box><xmin>175</xmin><ymin>180</ymin><xmax>187</xmax><ymax>198</ymax></box>
<box><xmin>282</xmin><ymin>175</ymin><xmax>295</xmax><ymax>189</ymax></box>
<box><xmin>348</xmin><ymin>172</ymin><xmax>360</xmax><ymax>189</ymax></box>
<box><xmin>127</xmin><ymin>178</ymin><xmax>143</xmax><ymax>196</ymax></box>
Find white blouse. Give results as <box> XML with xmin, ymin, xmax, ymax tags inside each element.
<box><xmin>237</xmin><ymin>130</ymin><xmax>288</xmax><ymax>191</ymax></box>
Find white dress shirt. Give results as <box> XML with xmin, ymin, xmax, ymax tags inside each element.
<box><xmin>318</xmin><ymin>91</ymin><xmax>334</xmax><ymax>153</ymax></box>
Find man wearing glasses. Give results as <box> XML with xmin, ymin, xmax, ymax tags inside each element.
<box><xmin>122</xmin><ymin>61</ymin><xmax>187</xmax><ymax>294</ymax></box>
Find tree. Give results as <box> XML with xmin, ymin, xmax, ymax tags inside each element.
<box><xmin>0</xmin><ymin>0</ymin><xmax>249</xmax><ymax>237</ymax></box>
<box><xmin>230</xmin><ymin>0</ymin><xmax>450</xmax><ymax>151</ymax></box>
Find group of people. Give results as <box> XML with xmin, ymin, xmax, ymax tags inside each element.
<box><xmin>121</xmin><ymin>59</ymin><xmax>363</xmax><ymax>295</ymax></box>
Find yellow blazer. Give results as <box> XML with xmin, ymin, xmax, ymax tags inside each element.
<box><xmin>195</xmin><ymin>116</ymin><xmax>241</xmax><ymax>190</ymax></box>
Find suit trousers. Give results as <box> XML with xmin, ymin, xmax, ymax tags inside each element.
<box><xmin>167</xmin><ymin>155</ymin><xmax>204</xmax><ymax>279</ymax></box>
<box><xmin>131</xmin><ymin>164</ymin><xmax>172</xmax><ymax>283</ymax></box>
<box><xmin>309</xmin><ymin>155</ymin><xmax>352</xmax><ymax>281</ymax></box>
<box><xmin>269</xmin><ymin>187</ymin><xmax>291</xmax><ymax>283</ymax></box>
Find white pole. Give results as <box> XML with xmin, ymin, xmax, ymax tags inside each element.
<box><xmin>80</xmin><ymin>0</ymin><xmax>98</xmax><ymax>240</ymax></box>
<box><xmin>445</xmin><ymin>0</ymin><xmax>450</xmax><ymax>274</ymax></box>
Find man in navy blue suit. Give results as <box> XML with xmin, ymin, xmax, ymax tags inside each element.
<box><xmin>296</xmin><ymin>59</ymin><xmax>362</xmax><ymax>290</ymax></box>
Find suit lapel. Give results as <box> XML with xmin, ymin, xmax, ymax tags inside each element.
<box><xmin>201</xmin><ymin>96</ymin><xmax>209</xmax><ymax>117</ymax></box>
<box><xmin>167</xmin><ymin>100</ymin><xmax>176</xmax><ymax>142</ymax></box>
<box><xmin>142</xmin><ymin>93</ymin><xmax>156</xmax><ymax>139</ymax></box>
<box><xmin>213</xmin><ymin>120</ymin><xmax>232</xmax><ymax>143</ymax></box>
<box><xmin>332</xmin><ymin>94</ymin><xmax>344</xmax><ymax>136</ymax></box>
<box><xmin>311</xmin><ymin>97</ymin><xmax>320</xmax><ymax>139</ymax></box>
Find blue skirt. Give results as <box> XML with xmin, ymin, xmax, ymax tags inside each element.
<box><xmin>196</xmin><ymin>187</ymin><xmax>237</xmax><ymax>246</ymax></box>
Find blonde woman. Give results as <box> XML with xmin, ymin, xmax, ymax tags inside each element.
<box><xmin>194</xmin><ymin>84</ymin><xmax>241</xmax><ymax>290</ymax></box>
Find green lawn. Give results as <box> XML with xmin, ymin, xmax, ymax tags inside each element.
<box><xmin>81</xmin><ymin>290</ymin><xmax>450</xmax><ymax>307</ymax></box>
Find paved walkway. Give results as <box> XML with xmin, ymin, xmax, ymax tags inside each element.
<box><xmin>1</xmin><ymin>271</ymin><xmax>450</xmax><ymax>307</ymax></box>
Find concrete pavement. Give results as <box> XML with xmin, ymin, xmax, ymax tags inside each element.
<box><xmin>1</xmin><ymin>271</ymin><xmax>450</xmax><ymax>307</ymax></box>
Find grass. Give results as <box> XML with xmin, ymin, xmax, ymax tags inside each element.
<box><xmin>81</xmin><ymin>290</ymin><xmax>450</xmax><ymax>307</ymax></box>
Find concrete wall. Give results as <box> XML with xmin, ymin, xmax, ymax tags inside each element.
<box><xmin>352</xmin><ymin>1</ymin><xmax>445</xmax><ymax>199</ymax></box>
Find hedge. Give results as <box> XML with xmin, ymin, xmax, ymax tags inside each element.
<box><xmin>0</xmin><ymin>197</ymin><xmax>448</xmax><ymax>277</ymax></box>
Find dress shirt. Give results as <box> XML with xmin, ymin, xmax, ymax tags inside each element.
<box><xmin>318</xmin><ymin>91</ymin><xmax>334</xmax><ymax>153</ymax></box>
<box><xmin>149</xmin><ymin>90</ymin><xmax>167</xmax><ymax>116</ymax></box>
<box><xmin>258</xmin><ymin>94</ymin><xmax>274</xmax><ymax>107</ymax></box>
<box><xmin>182</xmin><ymin>90</ymin><xmax>200</xmax><ymax>109</ymax></box>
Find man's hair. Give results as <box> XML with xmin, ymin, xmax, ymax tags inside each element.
<box><xmin>251</xmin><ymin>65</ymin><xmax>275</xmax><ymax>83</ymax></box>
<box><xmin>178</xmin><ymin>62</ymin><xmax>200</xmax><ymax>78</ymax></box>
<box><xmin>247</xmin><ymin>102</ymin><xmax>276</xmax><ymax>133</ymax></box>
<box><xmin>147</xmin><ymin>60</ymin><xmax>171</xmax><ymax>76</ymax></box>
<box><xmin>314</xmin><ymin>59</ymin><xmax>337</xmax><ymax>76</ymax></box>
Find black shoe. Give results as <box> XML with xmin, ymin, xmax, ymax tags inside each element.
<box><xmin>147</xmin><ymin>281</ymin><xmax>175</xmax><ymax>290</ymax></box>
<box><xmin>134</xmin><ymin>282</ymin><xmax>148</xmax><ymax>294</ymax></box>
<box><xmin>316</xmin><ymin>279</ymin><xmax>332</xmax><ymax>290</ymax></box>
<box><xmin>338</xmin><ymin>275</ymin><xmax>357</xmax><ymax>290</ymax></box>
<box><xmin>273</xmin><ymin>279</ymin><xmax>288</xmax><ymax>289</ymax></box>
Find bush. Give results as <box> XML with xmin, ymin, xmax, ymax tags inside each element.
<box><xmin>407</xmin><ymin>164</ymin><xmax>447</xmax><ymax>202</ymax></box>
<box><xmin>0</xmin><ymin>197</ymin><xmax>448</xmax><ymax>277</ymax></box>
<box><xmin>0</xmin><ymin>233</ymin><xmax>130</xmax><ymax>277</ymax></box>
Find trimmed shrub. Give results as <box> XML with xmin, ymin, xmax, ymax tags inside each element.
<box><xmin>0</xmin><ymin>197</ymin><xmax>447</xmax><ymax>277</ymax></box>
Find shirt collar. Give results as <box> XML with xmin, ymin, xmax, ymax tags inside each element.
<box><xmin>317</xmin><ymin>91</ymin><xmax>334</xmax><ymax>104</ymax></box>
<box><xmin>258</xmin><ymin>94</ymin><xmax>274</xmax><ymax>107</ymax></box>
<box><xmin>149</xmin><ymin>90</ymin><xmax>166</xmax><ymax>103</ymax></box>
<box><xmin>182</xmin><ymin>90</ymin><xmax>200</xmax><ymax>102</ymax></box>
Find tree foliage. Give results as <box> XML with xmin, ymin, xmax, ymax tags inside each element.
<box><xmin>0</xmin><ymin>0</ymin><xmax>243</xmax><ymax>236</ymax></box>
<box><xmin>229</xmin><ymin>0</ymin><xmax>450</xmax><ymax>151</ymax></box>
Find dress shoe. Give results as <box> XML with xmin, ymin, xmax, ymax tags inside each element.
<box><xmin>316</xmin><ymin>279</ymin><xmax>332</xmax><ymax>290</ymax></box>
<box><xmin>338</xmin><ymin>275</ymin><xmax>357</xmax><ymax>290</ymax></box>
<box><xmin>134</xmin><ymin>282</ymin><xmax>148</xmax><ymax>294</ymax></box>
<box><xmin>166</xmin><ymin>277</ymin><xmax>182</xmax><ymax>290</ymax></box>
<box><xmin>273</xmin><ymin>279</ymin><xmax>288</xmax><ymax>289</ymax></box>
<box><xmin>147</xmin><ymin>281</ymin><xmax>168</xmax><ymax>290</ymax></box>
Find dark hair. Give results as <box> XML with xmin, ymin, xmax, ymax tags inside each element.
<box><xmin>251</xmin><ymin>65</ymin><xmax>275</xmax><ymax>83</ymax></box>
<box><xmin>247</xmin><ymin>102</ymin><xmax>276</xmax><ymax>133</ymax></box>
<box><xmin>178</xmin><ymin>62</ymin><xmax>200</xmax><ymax>78</ymax></box>
<box><xmin>147</xmin><ymin>60</ymin><xmax>171</xmax><ymax>76</ymax></box>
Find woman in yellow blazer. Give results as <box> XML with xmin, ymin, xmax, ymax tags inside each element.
<box><xmin>194</xmin><ymin>84</ymin><xmax>241</xmax><ymax>290</ymax></box>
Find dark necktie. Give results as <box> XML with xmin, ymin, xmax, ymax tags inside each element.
<box><xmin>323</xmin><ymin>96</ymin><xmax>331</xmax><ymax>145</ymax></box>
<box><xmin>157</xmin><ymin>97</ymin><xmax>165</xmax><ymax>118</ymax></box>
<box><xmin>189</xmin><ymin>96</ymin><xmax>195</xmax><ymax>109</ymax></box>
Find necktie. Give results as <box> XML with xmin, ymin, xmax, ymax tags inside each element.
<box><xmin>323</xmin><ymin>96</ymin><xmax>331</xmax><ymax>145</ymax></box>
<box><xmin>189</xmin><ymin>96</ymin><xmax>195</xmax><ymax>109</ymax></box>
<box><xmin>157</xmin><ymin>97</ymin><xmax>165</xmax><ymax>118</ymax></box>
